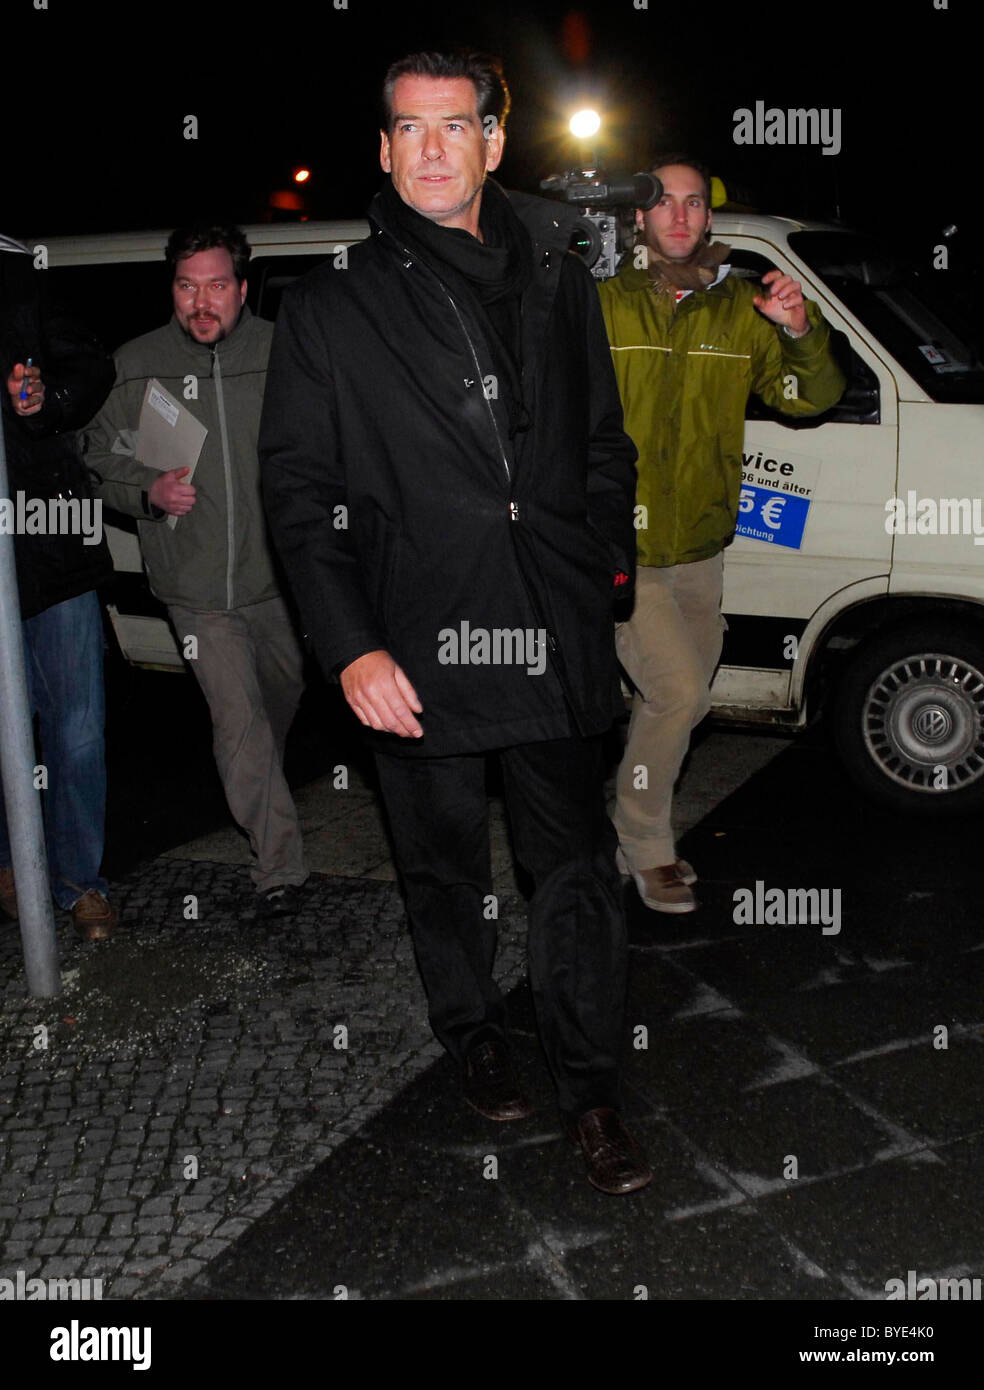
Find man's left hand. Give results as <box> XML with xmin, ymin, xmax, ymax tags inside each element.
<box><xmin>753</xmin><ymin>270</ymin><xmax>809</xmax><ymax>337</ymax></box>
<box><xmin>6</xmin><ymin>362</ymin><xmax>45</xmax><ymax>417</ymax></box>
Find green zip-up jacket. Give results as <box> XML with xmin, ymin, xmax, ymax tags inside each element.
<box><xmin>597</xmin><ymin>262</ymin><xmax>845</xmax><ymax>567</ymax></box>
<box><xmin>83</xmin><ymin>306</ymin><xmax>279</xmax><ymax>611</ymax></box>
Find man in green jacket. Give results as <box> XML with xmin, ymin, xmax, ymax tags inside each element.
<box><xmin>84</xmin><ymin>225</ymin><xmax>308</xmax><ymax>917</ymax></box>
<box><xmin>598</xmin><ymin>156</ymin><xmax>844</xmax><ymax>913</ymax></box>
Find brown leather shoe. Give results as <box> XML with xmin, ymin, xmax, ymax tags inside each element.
<box><xmin>567</xmin><ymin>1108</ymin><xmax>653</xmax><ymax>1194</ymax></box>
<box><xmin>0</xmin><ymin>867</ymin><xmax>17</xmax><ymax>921</ymax></box>
<box><xmin>462</xmin><ymin>1040</ymin><xmax>533</xmax><ymax>1121</ymax></box>
<box><xmin>71</xmin><ymin>890</ymin><xmax>117</xmax><ymax>942</ymax></box>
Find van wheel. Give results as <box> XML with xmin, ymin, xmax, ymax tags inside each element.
<box><xmin>831</xmin><ymin>621</ymin><xmax>984</xmax><ymax>815</ymax></box>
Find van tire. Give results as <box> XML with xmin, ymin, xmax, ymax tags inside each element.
<box><xmin>831</xmin><ymin>621</ymin><xmax>984</xmax><ymax>815</ymax></box>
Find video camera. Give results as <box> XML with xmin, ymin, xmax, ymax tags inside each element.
<box><xmin>540</xmin><ymin>169</ymin><xmax>663</xmax><ymax>280</ymax></box>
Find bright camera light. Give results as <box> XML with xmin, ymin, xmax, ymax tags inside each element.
<box><xmin>569</xmin><ymin>109</ymin><xmax>601</xmax><ymax>140</ymax></box>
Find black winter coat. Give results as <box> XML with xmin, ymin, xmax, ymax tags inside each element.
<box><xmin>259</xmin><ymin>184</ymin><xmax>637</xmax><ymax>757</ymax></box>
<box><xmin>1</xmin><ymin>242</ymin><xmax>114</xmax><ymax>619</ymax></box>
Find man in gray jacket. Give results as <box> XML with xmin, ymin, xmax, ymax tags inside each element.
<box><xmin>84</xmin><ymin>224</ymin><xmax>307</xmax><ymax>917</ymax></box>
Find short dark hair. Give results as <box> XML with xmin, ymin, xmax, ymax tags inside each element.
<box><xmin>381</xmin><ymin>49</ymin><xmax>510</xmax><ymax>133</ymax></box>
<box><xmin>649</xmin><ymin>153</ymin><xmax>712</xmax><ymax>209</ymax></box>
<box><xmin>165</xmin><ymin>224</ymin><xmax>251</xmax><ymax>283</ymax></box>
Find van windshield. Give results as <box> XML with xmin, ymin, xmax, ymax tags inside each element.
<box><xmin>789</xmin><ymin>230</ymin><xmax>984</xmax><ymax>404</ymax></box>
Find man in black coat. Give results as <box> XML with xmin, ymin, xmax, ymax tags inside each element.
<box><xmin>260</xmin><ymin>50</ymin><xmax>651</xmax><ymax>1193</ymax></box>
<box><xmin>1</xmin><ymin>236</ymin><xmax>116</xmax><ymax>940</ymax></box>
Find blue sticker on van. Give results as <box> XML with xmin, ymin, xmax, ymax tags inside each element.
<box><xmin>735</xmin><ymin>485</ymin><xmax>810</xmax><ymax>550</ymax></box>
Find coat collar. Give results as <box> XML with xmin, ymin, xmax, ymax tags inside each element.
<box><xmin>615</xmin><ymin>260</ymin><xmax>733</xmax><ymax>296</ymax></box>
<box><xmin>368</xmin><ymin>179</ymin><xmax>577</xmax><ymax>264</ymax></box>
<box><xmin>165</xmin><ymin>302</ymin><xmax>256</xmax><ymax>365</ymax></box>
<box><xmin>366</xmin><ymin>181</ymin><xmax>575</xmax><ymax>429</ymax></box>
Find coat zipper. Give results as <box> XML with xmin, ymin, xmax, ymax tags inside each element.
<box><xmin>442</xmin><ymin>290</ymin><xmax>512</xmax><ymax>488</ymax></box>
<box><xmin>395</xmin><ymin>241</ymin><xmax>560</xmax><ymax>668</ymax></box>
<box><xmin>211</xmin><ymin>344</ymin><xmax>236</xmax><ymax>609</ymax></box>
<box><xmin>394</xmin><ymin>241</ymin><xmax>513</xmax><ymax>490</ymax></box>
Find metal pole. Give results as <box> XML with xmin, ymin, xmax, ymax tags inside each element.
<box><xmin>0</xmin><ymin>408</ymin><xmax>61</xmax><ymax>997</ymax></box>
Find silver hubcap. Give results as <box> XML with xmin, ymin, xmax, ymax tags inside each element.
<box><xmin>862</xmin><ymin>651</ymin><xmax>984</xmax><ymax>792</ymax></box>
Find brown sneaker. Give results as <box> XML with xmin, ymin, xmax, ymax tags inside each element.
<box><xmin>71</xmin><ymin>890</ymin><xmax>117</xmax><ymax>942</ymax></box>
<box><xmin>0</xmin><ymin>867</ymin><xmax>17</xmax><ymax>920</ymax></box>
<box><xmin>674</xmin><ymin>858</ymin><xmax>697</xmax><ymax>886</ymax></box>
<box><xmin>616</xmin><ymin>848</ymin><xmax>697</xmax><ymax>913</ymax></box>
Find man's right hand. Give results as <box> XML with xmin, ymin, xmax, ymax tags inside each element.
<box><xmin>340</xmin><ymin>650</ymin><xmax>424</xmax><ymax>738</ymax></box>
<box><xmin>148</xmin><ymin>466</ymin><xmax>197</xmax><ymax>516</ymax></box>
<box><xmin>6</xmin><ymin>362</ymin><xmax>45</xmax><ymax>416</ymax></box>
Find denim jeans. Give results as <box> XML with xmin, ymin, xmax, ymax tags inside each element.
<box><xmin>0</xmin><ymin>590</ymin><xmax>108</xmax><ymax>909</ymax></box>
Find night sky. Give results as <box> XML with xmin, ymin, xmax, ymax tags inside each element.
<box><xmin>5</xmin><ymin>0</ymin><xmax>978</xmax><ymax>293</ymax></box>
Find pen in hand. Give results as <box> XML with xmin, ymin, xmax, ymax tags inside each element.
<box><xmin>19</xmin><ymin>357</ymin><xmax>33</xmax><ymax>404</ymax></box>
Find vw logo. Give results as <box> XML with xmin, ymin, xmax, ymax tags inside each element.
<box><xmin>914</xmin><ymin>705</ymin><xmax>951</xmax><ymax>742</ymax></box>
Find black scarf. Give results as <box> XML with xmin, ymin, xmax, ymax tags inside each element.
<box><xmin>376</xmin><ymin>178</ymin><xmax>532</xmax><ymax>436</ymax></box>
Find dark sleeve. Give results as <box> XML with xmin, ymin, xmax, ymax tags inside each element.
<box><xmin>574</xmin><ymin>258</ymin><xmax>638</xmax><ymax>595</ymax></box>
<box><xmin>259</xmin><ymin>279</ymin><xmax>387</xmax><ymax>680</ymax></box>
<box><xmin>1</xmin><ymin>255</ymin><xmax>114</xmax><ymax>440</ymax></box>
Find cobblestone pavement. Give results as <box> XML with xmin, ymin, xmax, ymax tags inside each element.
<box><xmin>7</xmin><ymin>729</ymin><xmax>981</xmax><ymax>1330</ymax></box>
<box><xmin>0</xmin><ymin>860</ymin><xmax>529</xmax><ymax>1300</ymax></box>
<box><xmin>0</xmin><ymin>731</ymin><xmax>787</xmax><ymax>1305</ymax></box>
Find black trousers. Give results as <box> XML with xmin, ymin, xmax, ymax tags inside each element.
<box><xmin>374</xmin><ymin>734</ymin><xmax>627</xmax><ymax>1116</ymax></box>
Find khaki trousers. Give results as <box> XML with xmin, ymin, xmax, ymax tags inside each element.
<box><xmin>614</xmin><ymin>555</ymin><xmax>725</xmax><ymax>869</ymax></box>
<box><xmin>168</xmin><ymin>595</ymin><xmax>307</xmax><ymax>892</ymax></box>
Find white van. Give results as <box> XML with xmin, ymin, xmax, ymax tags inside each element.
<box><xmin>34</xmin><ymin>214</ymin><xmax>984</xmax><ymax>814</ymax></box>
<box><xmin>709</xmin><ymin>214</ymin><xmax>984</xmax><ymax>816</ymax></box>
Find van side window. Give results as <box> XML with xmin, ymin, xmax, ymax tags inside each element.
<box><xmin>246</xmin><ymin>254</ymin><xmax>332</xmax><ymax>322</ymax></box>
<box><xmin>790</xmin><ymin>229</ymin><xmax>984</xmax><ymax>405</ymax></box>
<box><xmin>728</xmin><ymin>249</ymin><xmax>880</xmax><ymax>427</ymax></box>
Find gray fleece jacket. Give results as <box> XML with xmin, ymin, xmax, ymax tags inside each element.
<box><xmin>83</xmin><ymin>306</ymin><xmax>279</xmax><ymax>612</ymax></box>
